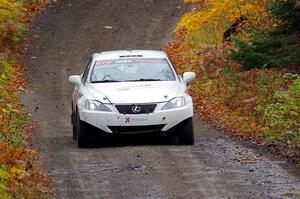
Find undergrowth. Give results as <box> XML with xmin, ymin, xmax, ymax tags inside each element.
<box><xmin>0</xmin><ymin>0</ymin><xmax>52</xmax><ymax>198</ymax></box>
<box><xmin>166</xmin><ymin>0</ymin><xmax>300</xmax><ymax>161</ymax></box>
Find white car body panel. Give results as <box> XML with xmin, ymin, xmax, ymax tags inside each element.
<box><xmin>86</xmin><ymin>81</ymin><xmax>182</xmax><ymax>104</ymax></box>
<box><xmin>80</xmin><ymin>102</ymin><xmax>193</xmax><ymax>133</ymax></box>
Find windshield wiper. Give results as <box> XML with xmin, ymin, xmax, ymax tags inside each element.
<box><xmin>128</xmin><ymin>78</ymin><xmax>161</xmax><ymax>82</ymax></box>
<box><xmin>91</xmin><ymin>80</ymin><xmax>122</xmax><ymax>83</ymax></box>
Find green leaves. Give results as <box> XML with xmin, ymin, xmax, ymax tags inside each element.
<box><xmin>0</xmin><ymin>0</ymin><xmax>52</xmax><ymax>197</ymax></box>
<box><xmin>167</xmin><ymin>0</ymin><xmax>300</xmax><ymax>160</ymax></box>
<box><xmin>262</xmin><ymin>74</ymin><xmax>300</xmax><ymax>147</ymax></box>
<box><xmin>229</xmin><ymin>0</ymin><xmax>300</xmax><ymax>70</ymax></box>
<box><xmin>0</xmin><ymin>165</ymin><xmax>11</xmax><ymax>199</ymax></box>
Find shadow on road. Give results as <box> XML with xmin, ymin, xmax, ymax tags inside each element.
<box><xmin>85</xmin><ymin>133</ymin><xmax>179</xmax><ymax>148</ymax></box>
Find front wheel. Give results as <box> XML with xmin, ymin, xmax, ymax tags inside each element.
<box><xmin>72</xmin><ymin>111</ymin><xmax>77</xmax><ymax>141</ymax></box>
<box><xmin>176</xmin><ymin>117</ymin><xmax>194</xmax><ymax>145</ymax></box>
<box><xmin>73</xmin><ymin>124</ymin><xmax>77</xmax><ymax>141</ymax></box>
<box><xmin>71</xmin><ymin>103</ymin><xmax>77</xmax><ymax>141</ymax></box>
<box><xmin>76</xmin><ymin>110</ymin><xmax>91</xmax><ymax>148</ymax></box>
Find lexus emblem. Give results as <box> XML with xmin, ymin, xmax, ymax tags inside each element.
<box><xmin>132</xmin><ymin>105</ymin><xmax>142</xmax><ymax>113</ymax></box>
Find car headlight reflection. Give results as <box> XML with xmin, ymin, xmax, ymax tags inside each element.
<box><xmin>161</xmin><ymin>97</ymin><xmax>186</xmax><ymax>110</ymax></box>
<box><xmin>85</xmin><ymin>100</ymin><xmax>112</xmax><ymax>112</ymax></box>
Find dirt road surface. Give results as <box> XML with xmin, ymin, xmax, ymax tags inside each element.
<box><xmin>23</xmin><ymin>0</ymin><xmax>300</xmax><ymax>198</ymax></box>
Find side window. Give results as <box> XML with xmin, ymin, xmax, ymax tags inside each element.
<box><xmin>82</xmin><ymin>58</ymin><xmax>92</xmax><ymax>83</ymax></box>
<box><xmin>167</xmin><ymin>59</ymin><xmax>180</xmax><ymax>82</ymax></box>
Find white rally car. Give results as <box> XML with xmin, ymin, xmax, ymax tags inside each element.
<box><xmin>68</xmin><ymin>50</ymin><xmax>196</xmax><ymax>147</ymax></box>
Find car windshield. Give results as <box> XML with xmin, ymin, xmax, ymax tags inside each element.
<box><xmin>90</xmin><ymin>58</ymin><xmax>176</xmax><ymax>83</ymax></box>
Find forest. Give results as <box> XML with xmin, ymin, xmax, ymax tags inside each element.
<box><xmin>166</xmin><ymin>0</ymin><xmax>300</xmax><ymax>161</ymax></box>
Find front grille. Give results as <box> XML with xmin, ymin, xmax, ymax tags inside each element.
<box><xmin>108</xmin><ymin>125</ymin><xmax>165</xmax><ymax>134</ymax></box>
<box><xmin>115</xmin><ymin>104</ymin><xmax>156</xmax><ymax>114</ymax></box>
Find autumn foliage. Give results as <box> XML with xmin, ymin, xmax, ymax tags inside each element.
<box><xmin>178</xmin><ymin>0</ymin><xmax>280</xmax><ymax>44</ymax></box>
<box><xmin>166</xmin><ymin>0</ymin><xmax>300</xmax><ymax>161</ymax></box>
<box><xmin>0</xmin><ymin>0</ymin><xmax>52</xmax><ymax>198</ymax></box>
<box><xmin>0</xmin><ymin>0</ymin><xmax>46</xmax><ymax>49</ymax></box>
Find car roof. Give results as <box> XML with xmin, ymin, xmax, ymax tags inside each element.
<box><xmin>92</xmin><ymin>50</ymin><xmax>168</xmax><ymax>60</ymax></box>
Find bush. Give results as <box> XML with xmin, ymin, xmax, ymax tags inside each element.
<box><xmin>0</xmin><ymin>1</ymin><xmax>53</xmax><ymax>198</ymax></box>
<box><xmin>229</xmin><ymin>0</ymin><xmax>300</xmax><ymax>70</ymax></box>
<box><xmin>263</xmin><ymin>74</ymin><xmax>300</xmax><ymax>148</ymax></box>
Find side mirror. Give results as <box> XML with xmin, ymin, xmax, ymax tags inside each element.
<box><xmin>68</xmin><ymin>75</ymin><xmax>82</xmax><ymax>86</ymax></box>
<box><xmin>183</xmin><ymin>72</ymin><xmax>196</xmax><ymax>83</ymax></box>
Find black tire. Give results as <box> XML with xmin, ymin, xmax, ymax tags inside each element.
<box><xmin>72</xmin><ymin>123</ymin><xmax>77</xmax><ymax>141</ymax></box>
<box><xmin>177</xmin><ymin>117</ymin><xmax>194</xmax><ymax>145</ymax></box>
<box><xmin>76</xmin><ymin>110</ymin><xmax>91</xmax><ymax>148</ymax></box>
<box><xmin>71</xmin><ymin>103</ymin><xmax>77</xmax><ymax>141</ymax></box>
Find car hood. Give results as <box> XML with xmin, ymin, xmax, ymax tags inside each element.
<box><xmin>86</xmin><ymin>81</ymin><xmax>181</xmax><ymax>104</ymax></box>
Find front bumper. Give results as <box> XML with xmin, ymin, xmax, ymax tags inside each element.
<box><xmin>79</xmin><ymin>102</ymin><xmax>193</xmax><ymax>134</ymax></box>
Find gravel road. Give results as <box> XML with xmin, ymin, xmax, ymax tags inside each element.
<box><xmin>23</xmin><ymin>0</ymin><xmax>300</xmax><ymax>198</ymax></box>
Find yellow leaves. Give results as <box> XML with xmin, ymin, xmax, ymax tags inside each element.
<box><xmin>9</xmin><ymin>167</ymin><xmax>24</xmax><ymax>178</ymax></box>
<box><xmin>0</xmin><ymin>144</ymin><xmax>53</xmax><ymax>198</ymax></box>
<box><xmin>184</xmin><ymin>0</ymin><xmax>203</xmax><ymax>3</ymax></box>
<box><xmin>178</xmin><ymin>0</ymin><xmax>278</xmax><ymax>44</ymax></box>
<box><xmin>178</xmin><ymin>0</ymin><xmax>238</xmax><ymax>42</ymax></box>
<box><xmin>5</xmin><ymin>104</ymin><xmax>12</xmax><ymax>110</ymax></box>
<box><xmin>0</xmin><ymin>0</ymin><xmax>16</xmax><ymax>10</ymax></box>
<box><xmin>1</xmin><ymin>73</ymin><xmax>8</xmax><ymax>80</ymax></box>
<box><xmin>10</xmin><ymin>109</ymin><xmax>20</xmax><ymax>114</ymax></box>
<box><xmin>0</xmin><ymin>62</ymin><xmax>26</xmax><ymax>137</ymax></box>
<box><xmin>0</xmin><ymin>0</ymin><xmax>52</xmax><ymax>197</ymax></box>
<box><xmin>0</xmin><ymin>0</ymin><xmax>18</xmax><ymax>19</ymax></box>
<box><xmin>2</xmin><ymin>104</ymin><xmax>20</xmax><ymax>114</ymax></box>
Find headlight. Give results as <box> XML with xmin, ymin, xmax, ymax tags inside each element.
<box><xmin>161</xmin><ymin>97</ymin><xmax>186</xmax><ymax>110</ymax></box>
<box><xmin>85</xmin><ymin>100</ymin><xmax>112</xmax><ymax>112</ymax></box>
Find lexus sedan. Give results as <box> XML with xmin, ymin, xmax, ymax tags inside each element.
<box><xmin>68</xmin><ymin>50</ymin><xmax>196</xmax><ymax>148</ymax></box>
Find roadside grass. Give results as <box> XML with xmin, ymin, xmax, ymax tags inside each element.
<box><xmin>0</xmin><ymin>0</ymin><xmax>53</xmax><ymax>198</ymax></box>
<box><xmin>165</xmin><ymin>28</ymin><xmax>300</xmax><ymax>161</ymax></box>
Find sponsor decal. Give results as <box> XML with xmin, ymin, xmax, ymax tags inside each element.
<box><xmin>124</xmin><ymin>117</ymin><xmax>148</xmax><ymax>124</ymax></box>
<box><xmin>115</xmin><ymin>60</ymin><xmax>133</xmax><ymax>64</ymax></box>
<box><xmin>95</xmin><ymin>60</ymin><xmax>113</xmax><ymax>65</ymax></box>
<box><xmin>125</xmin><ymin>117</ymin><xmax>130</xmax><ymax>123</ymax></box>
<box><xmin>95</xmin><ymin>59</ymin><xmax>164</xmax><ymax>66</ymax></box>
